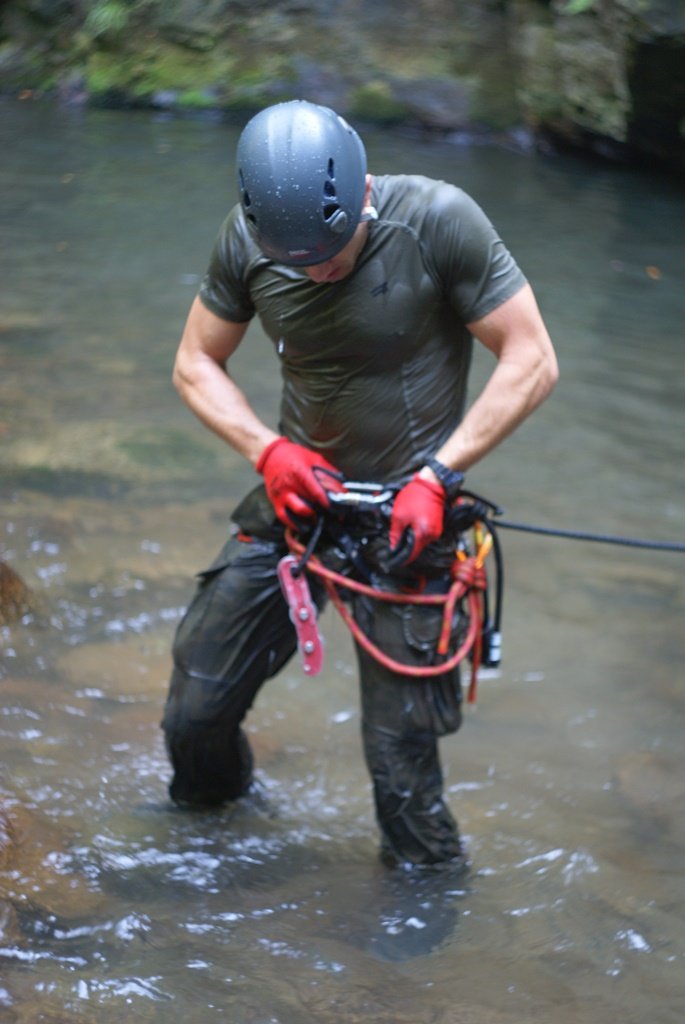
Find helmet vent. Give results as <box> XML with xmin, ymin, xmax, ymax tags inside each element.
<box><xmin>323</xmin><ymin>158</ymin><xmax>340</xmax><ymax>223</ymax></box>
<box><xmin>239</xmin><ymin>169</ymin><xmax>251</xmax><ymax>208</ymax></box>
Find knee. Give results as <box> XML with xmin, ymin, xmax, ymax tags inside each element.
<box><xmin>162</xmin><ymin>666</ymin><xmax>223</xmax><ymax>736</ymax></box>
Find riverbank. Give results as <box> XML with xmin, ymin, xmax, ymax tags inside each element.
<box><xmin>1</xmin><ymin>1</ymin><xmax>684</xmax><ymax>173</ymax></box>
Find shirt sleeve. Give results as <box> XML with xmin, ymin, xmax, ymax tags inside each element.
<box><xmin>198</xmin><ymin>205</ymin><xmax>256</xmax><ymax>323</ymax></box>
<box><xmin>422</xmin><ymin>183</ymin><xmax>527</xmax><ymax>324</ymax></box>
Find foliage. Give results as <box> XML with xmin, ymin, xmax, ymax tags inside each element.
<box><xmin>562</xmin><ymin>0</ymin><xmax>597</xmax><ymax>13</ymax></box>
<box><xmin>176</xmin><ymin>88</ymin><xmax>216</xmax><ymax>109</ymax></box>
<box><xmin>83</xmin><ymin>1</ymin><xmax>130</xmax><ymax>40</ymax></box>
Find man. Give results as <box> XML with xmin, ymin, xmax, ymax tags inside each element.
<box><xmin>162</xmin><ymin>100</ymin><xmax>558</xmax><ymax>869</ymax></box>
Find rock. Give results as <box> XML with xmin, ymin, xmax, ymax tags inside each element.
<box><xmin>0</xmin><ymin>561</ymin><xmax>33</xmax><ymax>626</ymax></box>
<box><xmin>0</xmin><ymin>0</ymin><xmax>682</xmax><ymax>170</ymax></box>
<box><xmin>391</xmin><ymin>77</ymin><xmax>474</xmax><ymax>131</ymax></box>
<box><xmin>0</xmin><ymin>803</ymin><xmax>14</xmax><ymax>870</ymax></box>
<box><xmin>56</xmin><ymin>71</ymin><xmax>87</xmax><ymax>106</ymax></box>
<box><xmin>151</xmin><ymin>88</ymin><xmax>180</xmax><ymax>110</ymax></box>
<box><xmin>0</xmin><ymin>802</ymin><xmax>106</xmax><ymax>918</ymax></box>
<box><xmin>511</xmin><ymin>0</ymin><xmax>685</xmax><ymax>169</ymax></box>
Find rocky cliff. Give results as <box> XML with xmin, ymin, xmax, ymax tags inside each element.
<box><xmin>1</xmin><ymin>0</ymin><xmax>683</xmax><ymax>170</ymax></box>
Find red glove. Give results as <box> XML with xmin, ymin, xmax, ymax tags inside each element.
<box><xmin>257</xmin><ymin>437</ymin><xmax>342</xmax><ymax>529</ymax></box>
<box><xmin>388</xmin><ymin>474</ymin><xmax>445</xmax><ymax>566</ymax></box>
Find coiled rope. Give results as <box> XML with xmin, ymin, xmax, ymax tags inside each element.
<box><xmin>285</xmin><ymin>524</ymin><xmax>494</xmax><ymax>703</ymax></box>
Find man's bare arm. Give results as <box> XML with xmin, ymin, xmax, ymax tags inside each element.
<box><xmin>172</xmin><ymin>296</ymin><xmax>279</xmax><ymax>467</ymax></box>
<box><xmin>423</xmin><ymin>283</ymin><xmax>559</xmax><ymax>479</ymax></box>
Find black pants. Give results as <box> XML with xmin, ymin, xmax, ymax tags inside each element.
<box><xmin>162</xmin><ymin>494</ymin><xmax>465</xmax><ymax>865</ymax></box>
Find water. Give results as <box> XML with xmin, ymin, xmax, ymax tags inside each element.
<box><xmin>1</xmin><ymin>97</ymin><xmax>684</xmax><ymax>1023</ymax></box>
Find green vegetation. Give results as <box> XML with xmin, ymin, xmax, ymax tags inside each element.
<box><xmin>0</xmin><ymin>0</ymin><xmax>681</xmax><ymax>170</ymax></box>
<box><xmin>348</xmin><ymin>82</ymin><xmax>409</xmax><ymax>125</ymax></box>
<box><xmin>176</xmin><ymin>88</ymin><xmax>215</xmax><ymax>109</ymax></box>
<box><xmin>84</xmin><ymin>42</ymin><xmax>228</xmax><ymax>102</ymax></box>
<box><xmin>79</xmin><ymin>31</ymin><xmax>300</xmax><ymax>110</ymax></box>
<box><xmin>83</xmin><ymin>1</ymin><xmax>130</xmax><ymax>41</ymax></box>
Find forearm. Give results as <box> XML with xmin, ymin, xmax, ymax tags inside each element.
<box><xmin>420</xmin><ymin>285</ymin><xmax>559</xmax><ymax>480</ymax></box>
<box><xmin>173</xmin><ymin>348</ymin><xmax>277</xmax><ymax>467</ymax></box>
<box><xmin>434</xmin><ymin>348</ymin><xmax>557</xmax><ymax>473</ymax></box>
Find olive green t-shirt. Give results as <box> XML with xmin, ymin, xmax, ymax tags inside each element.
<box><xmin>199</xmin><ymin>174</ymin><xmax>526</xmax><ymax>482</ymax></box>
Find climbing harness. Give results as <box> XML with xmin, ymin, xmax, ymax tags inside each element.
<box><xmin>277</xmin><ymin>478</ymin><xmax>503</xmax><ymax>703</ymax></box>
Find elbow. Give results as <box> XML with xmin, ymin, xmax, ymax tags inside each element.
<box><xmin>522</xmin><ymin>348</ymin><xmax>558</xmax><ymax>415</ymax></box>
<box><xmin>542</xmin><ymin>350</ymin><xmax>559</xmax><ymax>399</ymax></box>
<box><xmin>532</xmin><ymin>332</ymin><xmax>559</xmax><ymax>405</ymax></box>
<box><xmin>172</xmin><ymin>354</ymin><xmax>192</xmax><ymax>400</ymax></box>
<box><xmin>171</xmin><ymin>360</ymin><xmax>182</xmax><ymax>395</ymax></box>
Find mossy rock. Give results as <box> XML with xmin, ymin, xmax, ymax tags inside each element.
<box><xmin>348</xmin><ymin>81</ymin><xmax>410</xmax><ymax>125</ymax></box>
<box><xmin>176</xmin><ymin>86</ymin><xmax>216</xmax><ymax>109</ymax></box>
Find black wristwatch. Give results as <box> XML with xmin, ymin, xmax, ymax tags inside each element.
<box><xmin>425</xmin><ymin>457</ymin><xmax>465</xmax><ymax>502</ymax></box>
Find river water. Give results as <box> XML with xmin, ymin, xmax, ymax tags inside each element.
<box><xmin>1</xmin><ymin>97</ymin><xmax>684</xmax><ymax>1024</ymax></box>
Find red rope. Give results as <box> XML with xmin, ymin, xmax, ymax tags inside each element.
<box><xmin>285</xmin><ymin>531</ymin><xmax>489</xmax><ymax>703</ymax></box>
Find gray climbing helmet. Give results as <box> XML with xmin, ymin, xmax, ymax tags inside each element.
<box><xmin>236</xmin><ymin>100</ymin><xmax>367</xmax><ymax>266</ymax></box>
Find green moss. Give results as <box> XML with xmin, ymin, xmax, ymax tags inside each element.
<box><xmin>348</xmin><ymin>81</ymin><xmax>409</xmax><ymax>125</ymax></box>
<box><xmin>563</xmin><ymin>0</ymin><xmax>597</xmax><ymax>12</ymax></box>
<box><xmin>84</xmin><ymin>41</ymin><xmax>235</xmax><ymax>102</ymax></box>
<box><xmin>81</xmin><ymin>37</ymin><xmax>303</xmax><ymax>112</ymax></box>
<box><xmin>84</xmin><ymin>51</ymin><xmax>127</xmax><ymax>94</ymax></box>
<box><xmin>84</xmin><ymin>1</ymin><xmax>129</xmax><ymax>41</ymax></box>
<box><xmin>176</xmin><ymin>87</ymin><xmax>214</xmax><ymax>109</ymax></box>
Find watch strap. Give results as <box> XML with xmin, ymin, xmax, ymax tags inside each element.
<box><xmin>425</xmin><ymin>457</ymin><xmax>465</xmax><ymax>502</ymax></box>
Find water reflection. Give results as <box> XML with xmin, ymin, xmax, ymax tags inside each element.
<box><xmin>1</xmin><ymin>97</ymin><xmax>684</xmax><ymax>1023</ymax></box>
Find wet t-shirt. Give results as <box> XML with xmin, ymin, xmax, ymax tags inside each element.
<box><xmin>199</xmin><ymin>174</ymin><xmax>526</xmax><ymax>483</ymax></box>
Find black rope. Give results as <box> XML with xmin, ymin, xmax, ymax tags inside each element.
<box><xmin>495</xmin><ymin>519</ymin><xmax>685</xmax><ymax>554</ymax></box>
<box><xmin>292</xmin><ymin>516</ymin><xmax>325</xmax><ymax>576</ymax></box>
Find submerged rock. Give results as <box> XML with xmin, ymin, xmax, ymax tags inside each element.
<box><xmin>0</xmin><ymin>561</ymin><xmax>33</xmax><ymax>626</ymax></box>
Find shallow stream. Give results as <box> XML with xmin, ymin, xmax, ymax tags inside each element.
<box><xmin>1</xmin><ymin>97</ymin><xmax>684</xmax><ymax>1023</ymax></box>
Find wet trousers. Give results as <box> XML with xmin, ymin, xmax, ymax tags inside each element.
<box><xmin>162</xmin><ymin>517</ymin><xmax>465</xmax><ymax>866</ymax></box>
